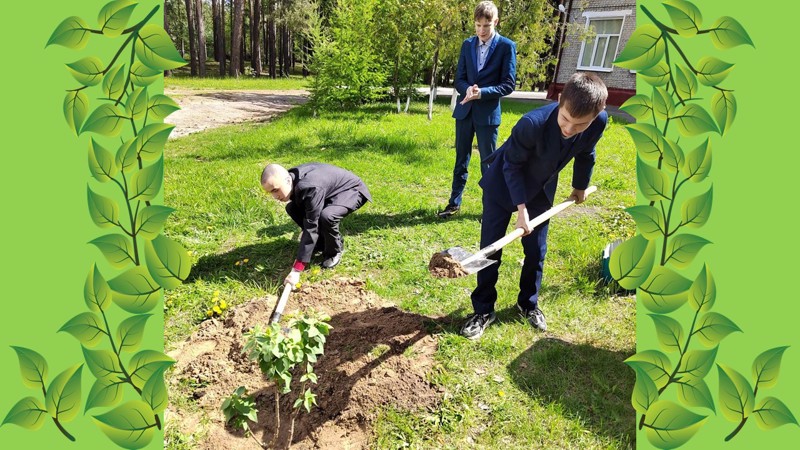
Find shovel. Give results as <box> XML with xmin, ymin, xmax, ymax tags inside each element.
<box><xmin>269</xmin><ymin>283</ymin><xmax>293</xmax><ymax>325</ymax></box>
<box><xmin>432</xmin><ymin>186</ymin><xmax>598</xmax><ymax>277</ymax></box>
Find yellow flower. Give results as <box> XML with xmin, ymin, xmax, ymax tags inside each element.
<box><xmin>206</xmin><ymin>309</ymin><xmax>213</xmax><ymax>317</ymax></box>
<box><xmin>213</xmin><ymin>305</ymin><xmax>222</xmax><ymax>315</ymax></box>
<box><xmin>220</xmin><ymin>301</ymin><xmax>228</xmax><ymax>309</ymax></box>
<box><xmin>498</xmin><ymin>390</ymin><xmax>506</xmax><ymax>398</ymax></box>
<box><xmin>235</xmin><ymin>261</ymin><xmax>240</xmax><ymax>266</ymax></box>
<box><xmin>213</xmin><ymin>290</ymin><xmax>220</xmax><ymax>297</ymax></box>
<box><xmin>243</xmin><ymin>258</ymin><xmax>249</xmax><ymax>263</ymax></box>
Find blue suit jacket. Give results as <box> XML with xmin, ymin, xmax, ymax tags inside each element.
<box><xmin>480</xmin><ymin>102</ymin><xmax>607</xmax><ymax>208</ymax></box>
<box><xmin>452</xmin><ymin>33</ymin><xmax>517</xmax><ymax>126</ymax></box>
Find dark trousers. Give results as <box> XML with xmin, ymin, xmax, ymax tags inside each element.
<box><xmin>470</xmin><ymin>192</ymin><xmax>551</xmax><ymax>314</ymax></box>
<box><xmin>448</xmin><ymin>117</ymin><xmax>499</xmax><ymax>207</ymax></box>
<box><xmin>286</xmin><ymin>195</ymin><xmax>366</xmax><ymax>257</ymax></box>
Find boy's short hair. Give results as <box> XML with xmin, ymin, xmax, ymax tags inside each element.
<box><xmin>474</xmin><ymin>1</ymin><xmax>499</xmax><ymax>21</ymax></box>
<box><xmin>560</xmin><ymin>72</ymin><xmax>608</xmax><ymax>118</ymax></box>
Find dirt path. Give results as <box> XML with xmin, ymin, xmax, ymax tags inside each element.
<box><xmin>165</xmin><ymin>88</ymin><xmax>309</xmax><ymax>139</ymax></box>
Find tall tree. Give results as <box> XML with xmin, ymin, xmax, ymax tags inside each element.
<box><xmin>250</xmin><ymin>0</ymin><xmax>263</xmax><ymax>75</ymax></box>
<box><xmin>230</xmin><ymin>0</ymin><xmax>245</xmax><ymax>77</ymax></box>
<box><xmin>184</xmin><ymin>0</ymin><xmax>198</xmax><ymax>75</ymax></box>
<box><xmin>195</xmin><ymin>0</ymin><xmax>208</xmax><ymax>76</ymax></box>
<box><xmin>212</xmin><ymin>0</ymin><xmax>227</xmax><ymax>75</ymax></box>
<box><xmin>267</xmin><ymin>0</ymin><xmax>277</xmax><ymax>78</ymax></box>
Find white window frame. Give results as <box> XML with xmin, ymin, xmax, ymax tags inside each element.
<box><xmin>577</xmin><ymin>10</ymin><xmax>632</xmax><ymax>72</ymax></box>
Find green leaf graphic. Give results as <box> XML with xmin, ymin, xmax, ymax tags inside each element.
<box><xmin>674</xmin><ymin>65</ymin><xmax>698</xmax><ymax>100</ymax></box>
<box><xmin>129</xmin><ymin>158</ymin><xmax>164</xmax><ymax>201</ymax></box>
<box><xmin>144</xmin><ymin>234</ymin><xmax>191</xmax><ymax>289</ymax></box>
<box><xmin>673</xmin><ymin>104</ymin><xmax>719</xmax><ymax>136</ymax></box>
<box><xmin>626</xmin><ymin>350</ymin><xmax>673</xmax><ymax>389</ymax></box>
<box><xmin>2</xmin><ymin>397</ymin><xmax>47</xmax><ymax>429</ymax></box>
<box><xmin>689</xmin><ymin>264</ymin><xmax>716</xmax><ymax>312</ymax></box>
<box><xmin>131</xmin><ymin>61</ymin><xmax>161</xmax><ymax>87</ymax></box>
<box><xmin>135</xmin><ymin>24</ymin><xmax>186</xmax><ymax>71</ymax></box>
<box><xmin>663</xmin><ymin>0</ymin><xmax>702</xmax><ymax>36</ymax></box>
<box><xmin>626</xmin><ymin>205</ymin><xmax>664</xmax><ymax>240</ymax></box>
<box><xmin>85</xmin><ymin>264</ymin><xmax>113</xmax><ymax>312</ymax></box>
<box><xmin>82</xmin><ymin>347</ymin><xmax>124</xmax><ymax>383</ymax></box>
<box><xmin>754</xmin><ymin>397</ymin><xmax>798</xmax><ymax>430</ymax></box>
<box><xmin>93</xmin><ymin>400</ymin><xmax>158</xmax><ymax>449</ymax></box>
<box><xmin>681</xmin><ymin>186</ymin><xmax>713</xmax><ymax>228</ymax></box>
<box><xmin>109</xmin><ymin>266</ymin><xmax>162</xmax><ymax>313</ymax></box>
<box><xmin>712</xmin><ymin>90</ymin><xmax>737</xmax><ymax>135</ymax></box>
<box><xmin>639</xmin><ymin>61</ymin><xmax>670</xmax><ymax>86</ymax></box>
<box><xmin>135</xmin><ymin>206</ymin><xmax>174</xmax><ymax>240</ymax></box>
<box><xmin>679</xmin><ymin>347</ymin><xmax>718</xmax><ymax>380</ymax></box>
<box><xmin>695</xmin><ymin>312</ymin><xmax>741</xmax><ymax>347</ymax></box>
<box><xmin>677</xmin><ymin>377</ymin><xmax>715</xmax><ymax>412</ymax></box>
<box><xmin>90</xmin><ymin>234</ymin><xmax>136</xmax><ymax>269</ymax></box>
<box><xmin>135</xmin><ymin>124</ymin><xmax>174</xmax><ymax>161</ymax></box>
<box><xmin>709</xmin><ymin>16</ymin><xmax>754</xmax><ymax>49</ymax></box>
<box><xmin>653</xmin><ymin>86</ymin><xmax>675</xmax><ymax>120</ymax></box>
<box><xmin>59</xmin><ymin>312</ymin><xmax>106</xmax><ymax>347</ymax></box>
<box><xmin>620</xmin><ymin>94</ymin><xmax>653</xmax><ymax>120</ymax></box>
<box><xmin>718</xmin><ymin>364</ymin><xmax>755</xmax><ymax>421</ymax></box>
<box><xmin>89</xmin><ymin>138</ymin><xmax>119</xmax><ymax>182</ymax></box>
<box><xmin>64</xmin><ymin>90</ymin><xmax>89</xmax><ymax>136</ymax></box>
<box><xmin>47</xmin><ymin>16</ymin><xmax>91</xmax><ymax>49</ymax></box>
<box><xmin>637</xmin><ymin>157</ymin><xmax>671</xmax><ymax>201</ymax></box>
<box><xmin>753</xmin><ymin>346</ymin><xmax>789</xmax><ymax>390</ymax></box>
<box><xmin>45</xmin><ymin>364</ymin><xmax>83</xmax><ymax>422</ymax></box>
<box><xmin>662</xmin><ymin>138</ymin><xmax>685</xmax><ymax>172</ymax></box>
<box><xmin>626</xmin><ymin>123</ymin><xmax>665</xmax><ymax>161</ymax></box>
<box><xmin>609</xmin><ymin>234</ymin><xmax>656</xmax><ymax>290</ymax></box>
<box><xmin>141</xmin><ymin>366</ymin><xmax>169</xmax><ymax>414</ymax></box>
<box><xmin>116</xmin><ymin>137</ymin><xmax>139</xmax><ymax>172</ymax></box>
<box><xmin>66</xmin><ymin>57</ymin><xmax>105</xmax><ymax>86</ymax></box>
<box><xmin>695</xmin><ymin>56</ymin><xmax>734</xmax><ymax>86</ymax></box>
<box><xmin>613</xmin><ymin>24</ymin><xmax>664</xmax><ymax>71</ymax></box>
<box><xmin>642</xmin><ymin>400</ymin><xmax>707</xmax><ymax>449</ymax></box>
<box><xmin>664</xmin><ymin>234</ymin><xmax>711</xmax><ymax>269</ymax></box>
<box><xmin>82</xmin><ymin>104</ymin><xmax>127</xmax><ymax>137</ymax></box>
<box><xmin>88</xmin><ymin>186</ymin><xmax>120</xmax><ymax>228</ymax></box>
<box><xmin>98</xmin><ymin>0</ymin><xmax>137</xmax><ymax>37</ymax></box>
<box><xmin>147</xmin><ymin>94</ymin><xmax>181</xmax><ymax>120</ymax></box>
<box><xmin>116</xmin><ymin>314</ymin><xmax>152</xmax><ymax>353</ymax></box>
<box><xmin>86</xmin><ymin>378</ymin><xmax>125</xmax><ymax>412</ymax></box>
<box><xmin>103</xmin><ymin>65</ymin><xmax>127</xmax><ymax>101</ymax></box>
<box><xmin>126</xmin><ymin>87</ymin><xmax>149</xmax><ymax>121</ymax></box>
<box><xmin>632</xmin><ymin>366</ymin><xmax>659</xmax><ymax>414</ymax></box>
<box><xmin>651</xmin><ymin>314</ymin><xmax>685</xmax><ymax>353</ymax></box>
<box><xmin>682</xmin><ymin>138</ymin><xmax>712</xmax><ymax>182</ymax></box>
<box><xmin>10</xmin><ymin>347</ymin><xmax>48</xmax><ymax>391</ymax></box>
<box><xmin>128</xmin><ymin>350</ymin><xmax>174</xmax><ymax>390</ymax></box>
<box><xmin>639</xmin><ymin>267</ymin><xmax>692</xmax><ymax>314</ymax></box>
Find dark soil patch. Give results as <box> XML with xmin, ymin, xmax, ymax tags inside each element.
<box><xmin>167</xmin><ymin>278</ymin><xmax>441</xmax><ymax>449</ymax></box>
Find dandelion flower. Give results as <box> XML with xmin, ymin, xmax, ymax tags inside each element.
<box><xmin>213</xmin><ymin>305</ymin><xmax>222</xmax><ymax>315</ymax></box>
<box><xmin>220</xmin><ymin>301</ymin><xmax>228</xmax><ymax>309</ymax></box>
<box><xmin>206</xmin><ymin>310</ymin><xmax>213</xmax><ymax>317</ymax></box>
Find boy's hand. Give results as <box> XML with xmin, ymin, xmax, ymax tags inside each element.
<box><xmin>284</xmin><ymin>269</ymin><xmax>301</xmax><ymax>288</ymax></box>
<box><xmin>460</xmin><ymin>85</ymin><xmax>481</xmax><ymax>104</ymax></box>
<box><xmin>569</xmin><ymin>188</ymin><xmax>588</xmax><ymax>204</ymax></box>
<box><xmin>515</xmin><ymin>205</ymin><xmax>532</xmax><ymax>236</ymax></box>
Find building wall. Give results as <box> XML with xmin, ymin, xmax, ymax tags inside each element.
<box><xmin>550</xmin><ymin>0</ymin><xmax>637</xmax><ymax>105</ymax></box>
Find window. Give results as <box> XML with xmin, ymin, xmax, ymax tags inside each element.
<box><xmin>578</xmin><ymin>11</ymin><xmax>630</xmax><ymax>72</ymax></box>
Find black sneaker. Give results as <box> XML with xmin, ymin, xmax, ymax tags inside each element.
<box><xmin>460</xmin><ymin>312</ymin><xmax>496</xmax><ymax>340</ymax></box>
<box><xmin>517</xmin><ymin>304</ymin><xmax>547</xmax><ymax>331</ymax></box>
<box><xmin>321</xmin><ymin>252</ymin><xmax>342</xmax><ymax>269</ymax></box>
<box><xmin>437</xmin><ymin>204</ymin><xmax>460</xmax><ymax>218</ymax></box>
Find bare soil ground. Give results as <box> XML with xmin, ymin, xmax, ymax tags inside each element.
<box><xmin>166</xmin><ymin>278</ymin><xmax>441</xmax><ymax>449</ymax></box>
<box><xmin>165</xmin><ymin>89</ymin><xmax>309</xmax><ymax>138</ymax></box>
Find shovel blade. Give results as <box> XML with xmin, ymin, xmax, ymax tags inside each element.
<box><xmin>442</xmin><ymin>247</ymin><xmax>498</xmax><ymax>275</ymax></box>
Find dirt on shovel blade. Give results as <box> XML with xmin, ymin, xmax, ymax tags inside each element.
<box><xmin>428</xmin><ymin>252</ymin><xmax>469</xmax><ymax>278</ymax></box>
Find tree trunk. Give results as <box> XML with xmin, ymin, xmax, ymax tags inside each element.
<box><xmin>267</xmin><ymin>1</ymin><xmax>276</xmax><ymax>78</ymax></box>
<box><xmin>250</xmin><ymin>0</ymin><xmax>262</xmax><ymax>75</ymax></box>
<box><xmin>230</xmin><ymin>0</ymin><xmax>245</xmax><ymax>77</ymax></box>
<box><xmin>428</xmin><ymin>46</ymin><xmax>439</xmax><ymax>121</ymax></box>
<box><xmin>164</xmin><ymin>2</ymin><xmax>172</xmax><ymax>77</ymax></box>
<box><xmin>184</xmin><ymin>0</ymin><xmax>197</xmax><ymax>75</ymax></box>
<box><xmin>194</xmin><ymin>0</ymin><xmax>207</xmax><ymax>76</ymax></box>
<box><xmin>242</xmin><ymin>0</ymin><xmax>248</xmax><ymax>73</ymax></box>
<box><xmin>212</xmin><ymin>0</ymin><xmax>226</xmax><ymax>75</ymax></box>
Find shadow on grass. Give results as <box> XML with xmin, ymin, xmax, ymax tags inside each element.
<box><xmin>508</xmin><ymin>337</ymin><xmax>635</xmax><ymax>447</ymax></box>
<box><xmin>186</xmin><ymin>238</ymin><xmax>297</xmax><ymax>287</ymax></box>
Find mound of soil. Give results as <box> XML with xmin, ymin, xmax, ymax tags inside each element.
<box><xmin>166</xmin><ymin>278</ymin><xmax>441</xmax><ymax>449</ymax></box>
<box><xmin>428</xmin><ymin>252</ymin><xmax>469</xmax><ymax>278</ymax></box>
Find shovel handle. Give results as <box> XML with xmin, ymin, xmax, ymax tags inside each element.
<box><xmin>269</xmin><ymin>283</ymin><xmax>293</xmax><ymax>324</ymax></box>
<box><xmin>461</xmin><ymin>186</ymin><xmax>598</xmax><ymax>266</ymax></box>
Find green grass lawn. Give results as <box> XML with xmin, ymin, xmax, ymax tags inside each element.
<box><xmin>163</xmin><ymin>97</ymin><xmax>637</xmax><ymax>449</ymax></box>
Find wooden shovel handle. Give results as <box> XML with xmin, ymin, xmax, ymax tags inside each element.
<box><xmin>269</xmin><ymin>283</ymin><xmax>293</xmax><ymax>324</ymax></box>
<box><xmin>461</xmin><ymin>186</ymin><xmax>598</xmax><ymax>266</ymax></box>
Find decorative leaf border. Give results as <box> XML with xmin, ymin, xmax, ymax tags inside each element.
<box><xmin>3</xmin><ymin>2</ymin><xmax>188</xmax><ymax>448</ymax></box>
<box><xmin>611</xmin><ymin>1</ymin><xmax>798</xmax><ymax>447</ymax></box>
